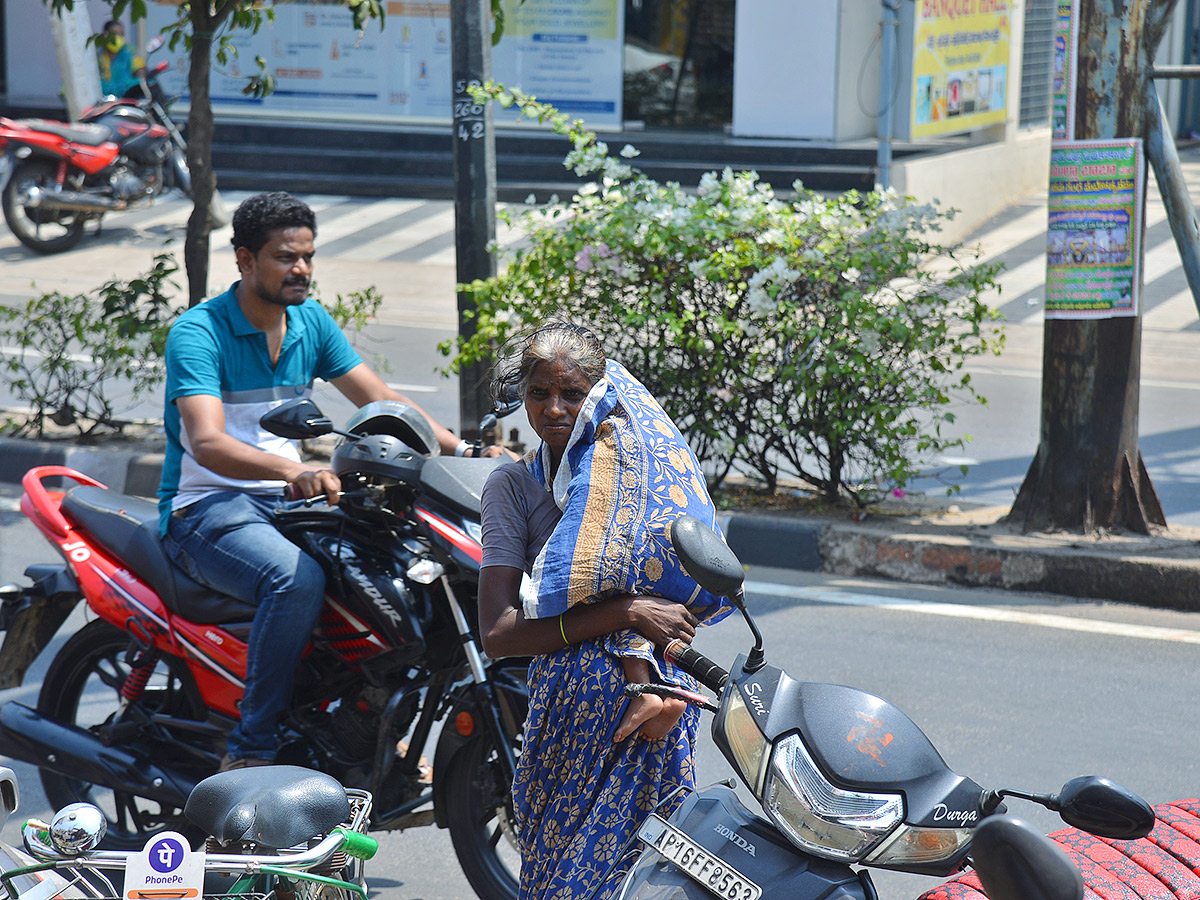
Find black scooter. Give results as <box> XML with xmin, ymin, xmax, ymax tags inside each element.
<box><xmin>605</xmin><ymin>515</ymin><xmax>1156</xmax><ymax>900</ymax></box>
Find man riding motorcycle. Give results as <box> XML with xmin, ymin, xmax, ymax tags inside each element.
<box><xmin>157</xmin><ymin>190</ymin><xmax>502</xmax><ymax>770</ymax></box>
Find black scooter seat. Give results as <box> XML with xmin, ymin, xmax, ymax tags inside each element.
<box><xmin>61</xmin><ymin>486</ymin><xmax>256</xmax><ymax>624</ymax></box>
<box><xmin>184</xmin><ymin>765</ymin><xmax>350</xmax><ymax>849</ymax></box>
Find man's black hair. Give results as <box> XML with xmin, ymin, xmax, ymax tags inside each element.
<box><xmin>231</xmin><ymin>192</ymin><xmax>317</xmax><ymax>255</ymax></box>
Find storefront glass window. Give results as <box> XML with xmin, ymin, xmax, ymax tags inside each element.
<box><xmin>623</xmin><ymin>0</ymin><xmax>734</xmax><ymax>129</ymax></box>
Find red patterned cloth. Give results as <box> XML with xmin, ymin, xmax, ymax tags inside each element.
<box><xmin>917</xmin><ymin>800</ymin><xmax>1200</xmax><ymax>900</ymax></box>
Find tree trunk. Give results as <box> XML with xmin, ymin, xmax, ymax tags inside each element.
<box><xmin>1005</xmin><ymin>0</ymin><xmax>1174</xmax><ymax>534</ymax></box>
<box><xmin>184</xmin><ymin>5</ymin><xmax>218</xmax><ymax>307</ymax></box>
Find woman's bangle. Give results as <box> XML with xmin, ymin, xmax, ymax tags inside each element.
<box><xmin>558</xmin><ymin>613</ymin><xmax>570</xmax><ymax>646</ymax></box>
<box><xmin>454</xmin><ymin>439</ymin><xmax>471</xmax><ymax>457</ymax></box>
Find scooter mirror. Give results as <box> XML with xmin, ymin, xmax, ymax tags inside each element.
<box><xmin>971</xmin><ymin>817</ymin><xmax>1083</xmax><ymax>900</ymax></box>
<box><xmin>0</xmin><ymin>767</ymin><xmax>18</xmax><ymax>820</ymax></box>
<box><xmin>493</xmin><ymin>382</ymin><xmax>524</xmax><ymax>420</ymax></box>
<box><xmin>260</xmin><ymin>399</ymin><xmax>334</xmax><ymax>440</ymax></box>
<box><xmin>670</xmin><ymin>515</ymin><xmax>744</xmax><ymax>598</ymax></box>
<box><xmin>145</xmin><ymin>34</ymin><xmax>165</xmax><ymax>53</ymax></box>
<box><xmin>1056</xmin><ymin>775</ymin><xmax>1156</xmax><ymax>840</ymax></box>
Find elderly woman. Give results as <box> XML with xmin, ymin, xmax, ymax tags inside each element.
<box><xmin>478</xmin><ymin>321</ymin><xmax>729</xmax><ymax>900</ymax></box>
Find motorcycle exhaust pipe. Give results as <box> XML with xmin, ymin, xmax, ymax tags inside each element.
<box><xmin>23</xmin><ymin>185</ymin><xmax>124</xmax><ymax>213</ymax></box>
<box><xmin>0</xmin><ymin>702</ymin><xmax>196</xmax><ymax>808</ymax></box>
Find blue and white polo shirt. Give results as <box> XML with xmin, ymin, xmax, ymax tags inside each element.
<box><xmin>157</xmin><ymin>283</ymin><xmax>362</xmax><ymax>535</ymax></box>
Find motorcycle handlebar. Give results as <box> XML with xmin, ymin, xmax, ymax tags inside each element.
<box><xmin>665</xmin><ymin>640</ymin><xmax>728</xmax><ymax>694</ymax></box>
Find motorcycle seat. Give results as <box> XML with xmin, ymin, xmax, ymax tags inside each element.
<box><xmin>15</xmin><ymin>118</ymin><xmax>114</xmax><ymax>146</ymax></box>
<box><xmin>61</xmin><ymin>486</ymin><xmax>256</xmax><ymax>624</ymax></box>
<box><xmin>418</xmin><ymin>456</ymin><xmax>505</xmax><ymax>518</ymax></box>
<box><xmin>918</xmin><ymin>798</ymin><xmax>1200</xmax><ymax>900</ymax></box>
<box><xmin>184</xmin><ymin>764</ymin><xmax>351</xmax><ymax>850</ymax></box>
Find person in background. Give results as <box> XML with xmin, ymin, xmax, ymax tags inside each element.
<box><xmin>96</xmin><ymin>20</ymin><xmax>143</xmax><ymax>98</ymax></box>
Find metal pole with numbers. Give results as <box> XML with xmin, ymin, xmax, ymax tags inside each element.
<box><xmin>450</xmin><ymin>0</ymin><xmax>498</xmax><ymax>442</ymax></box>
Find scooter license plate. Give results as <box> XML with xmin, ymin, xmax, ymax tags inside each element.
<box><xmin>638</xmin><ymin>814</ymin><xmax>762</xmax><ymax>900</ymax></box>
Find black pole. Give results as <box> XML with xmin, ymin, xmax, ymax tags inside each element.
<box><xmin>451</xmin><ymin>0</ymin><xmax>497</xmax><ymax>442</ymax></box>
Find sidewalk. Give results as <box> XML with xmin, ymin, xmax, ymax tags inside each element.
<box><xmin>4</xmin><ymin>430</ymin><xmax>1200</xmax><ymax>610</ymax></box>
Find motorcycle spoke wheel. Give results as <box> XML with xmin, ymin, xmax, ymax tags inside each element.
<box><xmin>37</xmin><ymin>619</ymin><xmax>211</xmax><ymax>849</ymax></box>
<box><xmin>1</xmin><ymin>158</ymin><xmax>89</xmax><ymax>253</ymax></box>
<box><xmin>445</xmin><ymin>731</ymin><xmax>522</xmax><ymax>900</ymax></box>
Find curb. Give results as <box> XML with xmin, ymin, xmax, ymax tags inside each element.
<box><xmin>4</xmin><ymin>437</ymin><xmax>1199</xmax><ymax>609</ymax></box>
<box><xmin>818</xmin><ymin>523</ymin><xmax>1200</xmax><ymax>611</ymax></box>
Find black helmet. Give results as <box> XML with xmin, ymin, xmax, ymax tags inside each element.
<box><xmin>332</xmin><ymin>433</ymin><xmax>424</xmax><ymax>487</ymax></box>
<box><xmin>342</xmin><ymin>401</ymin><xmax>438</xmax><ymax>458</ymax></box>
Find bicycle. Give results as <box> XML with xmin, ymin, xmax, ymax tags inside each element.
<box><xmin>0</xmin><ymin>766</ymin><xmax>377</xmax><ymax>900</ymax></box>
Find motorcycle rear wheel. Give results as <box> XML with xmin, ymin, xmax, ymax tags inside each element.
<box><xmin>444</xmin><ymin>731</ymin><xmax>522</xmax><ymax>900</ymax></box>
<box><xmin>2</xmin><ymin>158</ymin><xmax>89</xmax><ymax>254</ymax></box>
<box><xmin>37</xmin><ymin>619</ymin><xmax>211</xmax><ymax>849</ymax></box>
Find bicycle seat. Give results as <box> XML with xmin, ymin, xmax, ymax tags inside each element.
<box><xmin>62</xmin><ymin>486</ymin><xmax>256</xmax><ymax>624</ymax></box>
<box><xmin>185</xmin><ymin>765</ymin><xmax>350</xmax><ymax>850</ymax></box>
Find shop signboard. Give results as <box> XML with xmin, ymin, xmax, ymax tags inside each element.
<box><xmin>1044</xmin><ymin>139</ymin><xmax>1143</xmax><ymax>319</ymax></box>
<box><xmin>145</xmin><ymin>0</ymin><xmax>623</xmax><ymax>127</ymax></box>
<box><xmin>907</xmin><ymin>0</ymin><xmax>1010</xmax><ymax>140</ymax></box>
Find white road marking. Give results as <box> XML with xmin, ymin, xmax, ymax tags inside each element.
<box><xmin>744</xmin><ymin>580</ymin><xmax>1200</xmax><ymax>644</ymax></box>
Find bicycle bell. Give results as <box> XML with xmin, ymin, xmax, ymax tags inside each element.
<box><xmin>48</xmin><ymin>802</ymin><xmax>107</xmax><ymax>855</ymax></box>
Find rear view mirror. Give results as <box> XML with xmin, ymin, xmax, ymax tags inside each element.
<box><xmin>670</xmin><ymin>515</ymin><xmax>744</xmax><ymax>598</ymax></box>
<box><xmin>1056</xmin><ymin>776</ymin><xmax>1155</xmax><ymax>840</ymax></box>
<box><xmin>493</xmin><ymin>382</ymin><xmax>524</xmax><ymax>420</ymax></box>
<box><xmin>260</xmin><ymin>399</ymin><xmax>333</xmax><ymax>440</ymax></box>
<box><xmin>971</xmin><ymin>817</ymin><xmax>1083</xmax><ymax>900</ymax></box>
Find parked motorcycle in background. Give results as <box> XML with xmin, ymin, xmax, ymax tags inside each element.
<box><xmin>0</xmin><ymin>34</ymin><xmax>225</xmax><ymax>254</ymax></box>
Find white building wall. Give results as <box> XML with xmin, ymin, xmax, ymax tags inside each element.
<box><xmin>731</xmin><ymin>0</ymin><xmax>838</xmax><ymax>140</ymax></box>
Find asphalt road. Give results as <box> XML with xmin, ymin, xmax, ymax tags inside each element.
<box><xmin>2</xmin><ymin>481</ymin><xmax>1200</xmax><ymax>900</ymax></box>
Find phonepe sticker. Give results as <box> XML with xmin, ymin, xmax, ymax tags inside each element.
<box><xmin>124</xmin><ymin>831</ymin><xmax>203</xmax><ymax>900</ymax></box>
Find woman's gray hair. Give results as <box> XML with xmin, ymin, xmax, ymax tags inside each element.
<box><xmin>491</xmin><ymin>321</ymin><xmax>607</xmax><ymax>402</ymax></box>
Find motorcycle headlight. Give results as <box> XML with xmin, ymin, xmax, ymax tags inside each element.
<box><xmin>864</xmin><ymin>822</ymin><xmax>974</xmax><ymax>868</ymax></box>
<box><xmin>763</xmin><ymin>733</ymin><xmax>904</xmax><ymax>862</ymax></box>
<box><xmin>718</xmin><ymin>687</ymin><xmax>769</xmax><ymax>794</ymax></box>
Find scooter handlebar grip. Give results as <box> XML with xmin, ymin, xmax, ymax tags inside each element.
<box><xmin>665</xmin><ymin>642</ymin><xmax>728</xmax><ymax>693</ymax></box>
<box><xmin>334</xmin><ymin>828</ymin><xmax>379</xmax><ymax>860</ymax></box>
<box><xmin>284</xmin><ymin>483</ymin><xmax>301</xmax><ymax>501</ymax></box>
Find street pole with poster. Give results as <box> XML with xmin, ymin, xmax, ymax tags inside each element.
<box><xmin>1005</xmin><ymin>0</ymin><xmax>1172</xmax><ymax>534</ymax></box>
<box><xmin>451</xmin><ymin>0</ymin><xmax>497</xmax><ymax>443</ymax></box>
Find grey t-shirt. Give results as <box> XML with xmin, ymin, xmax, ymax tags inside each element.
<box><xmin>480</xmin><ymin>460</ymin><xmax>562</xmax><ymax>573</ymax></box>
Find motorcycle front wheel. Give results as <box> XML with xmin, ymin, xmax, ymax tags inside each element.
<box><xmin>1</xmin><ymin>158</ymin><xmax>89</xmax><ymax>253</ymax></box>
<box><xmin>444</xmin><ymin>730</ymin><xmax>523</xmax><ymax>900</ymax></box>
<box><xmin>37</xmin><ymin>619</ymin><xmax>212</xmax><ymax>848</ymax></box>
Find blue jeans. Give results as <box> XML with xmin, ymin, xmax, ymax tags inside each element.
<box><xmin>163</xmin><ymin>491</ymin><xmax>326</xmax><ymax>761</ymax></box>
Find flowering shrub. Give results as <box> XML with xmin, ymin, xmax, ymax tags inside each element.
<box><xmin>444</xmin><ymin>86</ymin><xmax>1005</xmax><ymax>502</ymax></box>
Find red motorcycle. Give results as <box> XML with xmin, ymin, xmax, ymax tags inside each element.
<box><xmin>0</xmin><ymin>35</ymin><xmax>215</xmax><ymax>254</ymax></box>
<box><xmin>0</xmin><ymin>398</ymin><xmax>527</xmax><ymax>900</ymax></box>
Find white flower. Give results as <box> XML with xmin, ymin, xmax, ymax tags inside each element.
<box><xmin>842</xmin><ymin>267</ymin><xmax>861</xmax><ymax>282</ymax></box>
<box><xmin>524</xmin><ymin>193</ymin><xmax>537</xmax><ymax>205</ymax></box>
<box><xmin>620</xmin><ymin>144</ymin><xmax>640</xmax><ymax>158</ymax></box>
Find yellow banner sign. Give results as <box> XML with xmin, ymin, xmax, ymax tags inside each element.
<box><xmin>911</xmin><ymin>0</ymin><xmax>1011</xmax><ymax>139</ymax></box>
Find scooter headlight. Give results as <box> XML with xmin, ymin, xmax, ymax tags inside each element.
<box><xmin>763</xmin><ymin>733</ymin><xmax>904</xmax><ymax>862</ymax></box>
<box><xmin>717</xmin><ymin>687</ymin><xmax>769</xmax><ymax>794</ymax></box>
<box><xmin>864</xmin><ymin>821</ymin><xmax>974</xmax><ymax>868</ymax></box>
